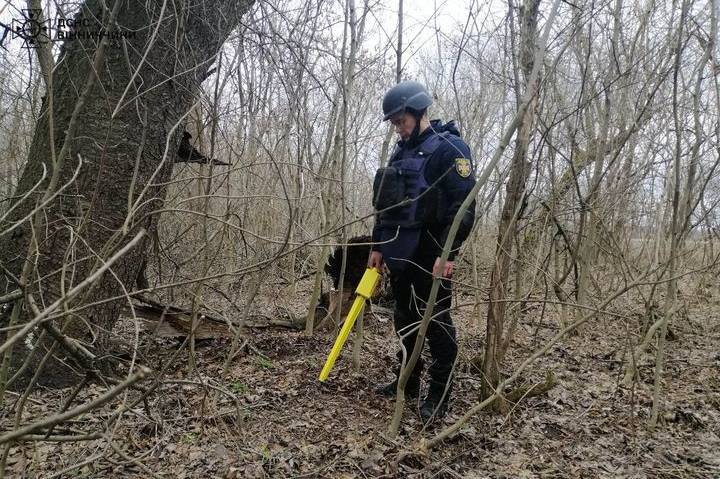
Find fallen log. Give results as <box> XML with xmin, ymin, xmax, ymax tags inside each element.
<box><xmin>123</xmin><ymin>295</ymin><xmax>305</xmax><ymax>338</ymax></box>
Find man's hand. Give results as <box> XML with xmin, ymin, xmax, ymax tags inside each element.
<box><xmin>432</xmin><ymin>257</ymin><xmax>454</xmax><ymax>278</ymax></box>
<box><xmin>368</xmin><ymin>251</ymin><xmax>384</xmax><ymax>270</ymax></box>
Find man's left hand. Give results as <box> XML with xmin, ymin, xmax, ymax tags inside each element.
<box><xmin>432</xmin><ymin>257</ymin><xmax>454</xmax><ymax>278</ymax></box>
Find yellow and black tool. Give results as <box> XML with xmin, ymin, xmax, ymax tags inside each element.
<box><xmin>318</xmin><ymin>267</ymin><xmax>381</xmax><ymax>382</ymax></box>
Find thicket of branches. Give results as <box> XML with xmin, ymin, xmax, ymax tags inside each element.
<box><xmin>1</xmin><ymin>0</ymin><xmax>719</xmax><ymax>470</ymax></box>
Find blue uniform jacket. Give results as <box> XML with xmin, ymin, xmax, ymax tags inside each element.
<box><xmin>372</xmin><ymin>120</ymin><xmax>476</xmax><ymax>261</ymax></box>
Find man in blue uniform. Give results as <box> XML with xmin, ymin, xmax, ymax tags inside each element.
<box><xmin>369</xmin><ymin>81</ymin><xmax>476</xmax><ymax>423</ymax></box>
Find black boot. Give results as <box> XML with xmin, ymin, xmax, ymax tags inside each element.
<box><xmin>376</xmin><ymin>374</ymin><xmax>420</xmax><ymax>399</ymax></box>
<box><xmin>377</xmin><ymin>357</ymin><xmax>423</xmax><ymax>399</ymax></box>
<box><xmin>419</xmin><ymin>380</ymin><xmax>451</xmax><ymax>423</ymax></box>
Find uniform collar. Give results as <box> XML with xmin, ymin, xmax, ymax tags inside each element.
<box><xmin>397</xmin><ymin>119</ymin><xmax>443</xmax><ymax>149</ymax></box>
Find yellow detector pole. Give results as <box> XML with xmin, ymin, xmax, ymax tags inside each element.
<box><xmin>318</xmin><ymin>267</ymin><xmax>381</xmax><ymax>382</ymax></box>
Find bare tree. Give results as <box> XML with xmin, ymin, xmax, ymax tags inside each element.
<box><xmin>481</xmin><ymin>0</ymin><xmax>542</xmax><ymax>403</ymax></box>
<box><xmin>0</xmin><ymin>0</ymin><xmax>255</xmax><ymax>387</ymax></box>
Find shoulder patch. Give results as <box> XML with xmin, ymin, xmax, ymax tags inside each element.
<box><xmin>455</xmin><ymin>158</ymin><xmax>471</xmax><ymax>178</ymax></box>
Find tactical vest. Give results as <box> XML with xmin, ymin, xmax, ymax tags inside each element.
<box><xmin>373</xmin><ymin>132</ymin><xmax>448</xmax><ymax>226</ymax></box>
<box><xmin>372</xmin><ymin>132</ymin><xmax>448</xmax><ymax>271</ymax></box>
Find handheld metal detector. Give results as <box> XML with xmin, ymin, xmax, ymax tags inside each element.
<box><xmin>318</xmin><ymin>267</ymin><xmax>381</xmax><ymax>381</ymax></box>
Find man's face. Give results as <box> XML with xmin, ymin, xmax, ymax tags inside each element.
<box><xmin>389</xmin><ymin>112</ymin><xmax>417</xmax><ymax>141</ymax></box>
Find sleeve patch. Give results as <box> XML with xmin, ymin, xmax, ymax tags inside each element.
<box><xmin>455</xmin><ymin>158</ymin><xmax>472</xmax><ymax>178</ymax></box>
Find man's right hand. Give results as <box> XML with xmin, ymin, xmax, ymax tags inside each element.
<box><xmin>368</xmin><ymin>251</ymin><xmax>384</xmax><ymax>270</ymax></box>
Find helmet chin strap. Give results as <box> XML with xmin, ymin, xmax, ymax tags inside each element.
<box><xmin>408</xmin><ymin>109</ymin><xmax>425</xmax><ymax>143</ymax></box>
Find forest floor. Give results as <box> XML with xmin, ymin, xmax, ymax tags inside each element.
<box><xmin>4</xmin><ymin>274</ymin><xmax>720</xmax><ymax>478</ymax></box>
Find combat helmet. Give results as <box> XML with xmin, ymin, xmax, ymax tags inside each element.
<box><xmin>382</xmin><ymin>81</ymin><xmax>432</xmax><ymax>121</ymax></box>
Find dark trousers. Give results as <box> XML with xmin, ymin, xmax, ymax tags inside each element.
<box><xmin>389</xmin><ymin>250</ymin><xmax>457</xmax><ymax>389</ymax></box>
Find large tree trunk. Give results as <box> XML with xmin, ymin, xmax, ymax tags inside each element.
<box><xmin>0</xmin><ymin>0</ymin><xmax>254</xmax><ymax>388</ymax></box>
